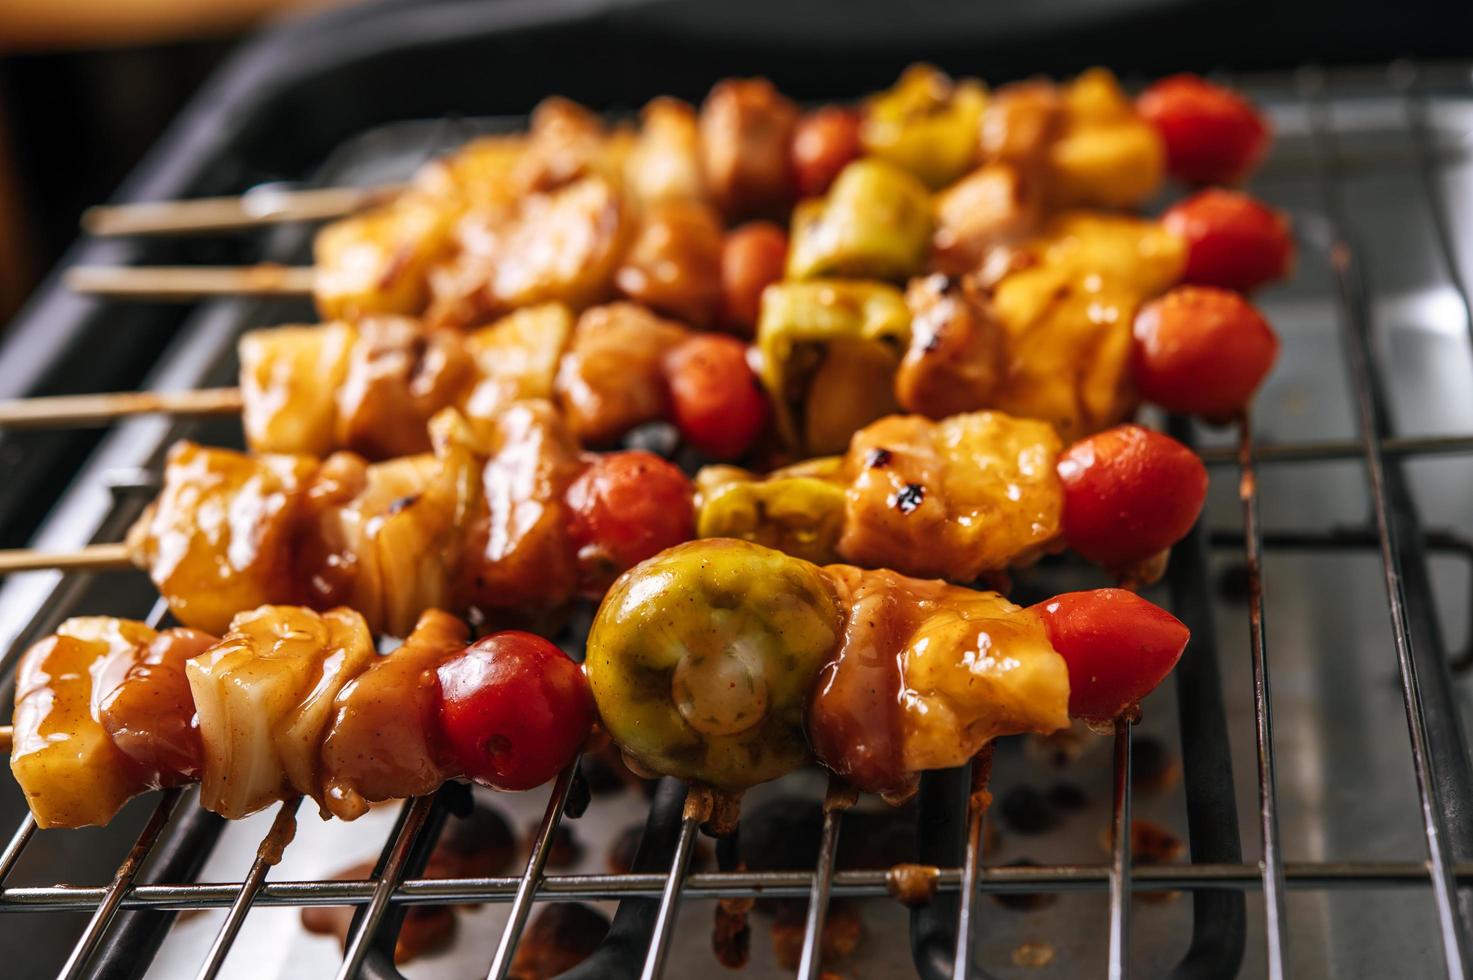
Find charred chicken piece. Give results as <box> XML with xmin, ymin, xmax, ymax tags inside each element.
<box><xmin>698</xmin><ymin>410</ymin><xmax>1064</xmax><ymax>583</ymax></box>
<box><xmin>125</xmin><ymin>442</ymin><xmax>318</xmax><ymax>635</ymax></box>
<box><xmin>554</xmin><ymin>303</ymin><xmax>689</xmax><ymax>446</ymax></box>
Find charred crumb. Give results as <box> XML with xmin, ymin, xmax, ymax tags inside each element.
<box><xmin>526</xmin><ymin>821</ymin><xmax>584</xmax><ymax>869</ymax></box>
<box><xmin>999</xmin><ymin>785</ymin><xmax>1060</xmax><ymax>836</ymax></box>
<box><xmin>1130</xmin><ymin>736</ymin><xmax>1181</xmax><ymax>796</ymax></box>
<box><xmin>886</xmin><ymin>862</ymin><xmax>940</xmax><ymax>907</ymax></box>
<box><xmin>865</xmin><ymin>447</ymin><xmax>894</xmax><ymax>469</ymax></box>
<box><xmin>893</xmin><ymin>483</ymin><xmax>926</xmax><ymax>513</ymax></box>
<box><xmin>770</xmin><ymin>897</ymin><xmax>863</xmax><ymax>970</ymax></box>
<box><xmin>387</xmin><ymin>494</ymin><xmax>420</xmax><ymax>515</ymax></box>
<box><xmin>433</xmin><ymin>801</ymin><xmax>516</xmax><ymax>877</ymax></box>
<box><xmin>1045</xmin><ymin>781</ymin><xmax>1088</xmax><ymax>812</ymax></box>
<box><xmin>509</xmin><ymin>902</ymin><xmax>610</xmax><ymax>979</ymax></box>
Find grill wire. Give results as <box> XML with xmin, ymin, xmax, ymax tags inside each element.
<box><xmin>2</xmin><ymin>60</ymin><xmax>1473</xmax><ymax>979</ymax></box>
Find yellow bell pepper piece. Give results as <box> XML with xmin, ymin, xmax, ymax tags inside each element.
<box><xmin>695</xmin><ymin>459</ymin><xmax>847</xmax><ymax>565</ymax></box>
<box><xmin>861</xmin><ymin>64</ymin><xmax>987</xmax><ymax>189</ymax></box>
<box><xmin>756</xmin><ymin>279</ymin><xmax>911</xmax><ymax>454</ymax></box>
<box><xmin>1048</xmin><ymin>69</ymin><xmax>1166</xmax><ymax>209</ymax></box>
<box><xmin>786</xmin><ymin>159</ymin><xmax>932</xmax><ymax>281</ymax></box>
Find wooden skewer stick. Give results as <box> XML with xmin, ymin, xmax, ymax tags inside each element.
<box><xmin>0</xmin><ymin>542</ymin><xmax>133</xmax><ymax>575</ymax></box>
<box><xmin>65</xmin><ymin>264</ymin><xmax>317</xmax><ymax>301</ymax></box>
<box><xmin>0</xmin><ymin>726</ymin><xmax>10</xmax><ymax>755</ymax></box>
<box><xmin>0</xmin><ymin>388</ymin><xmax>244</xmax><ymax>429</ymax></box>
<box><xmin>82</xmin><ymin>184</ymin><xmax>403</xmax><ymax>237</ymax></box>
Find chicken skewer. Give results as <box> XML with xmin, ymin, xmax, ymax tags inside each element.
<box><xmin>0</xmin><ymin>303</ymin><xmax>769</xmax><ymax>461</ymax></box>
<box><xmin>6</xmin><ymin>537</ymin><xmax>1187</xmax><ymax>831</ymax></box>
<box><xmin>76</xmin><ymin>65</ymin><xmax>1257</xmax><ymax>240</ymax></box>
<box><xmin>0</xmin><ymin>402</ymin><xmax>1210</xmax><ymax>641</ymax></box>
<box><xmin>66</xmin><ymin>66</ymin><xmax>1237</xmax><ymax>323</ymax></box>
<box><xmin>11</xmin><ymin>188</ymin><xmax>1290</xmax><ymax>466</ymax></box>
<box><xmin>8</xmin><ymin>606</ymin><xmax>594</xmax><ymax>829</ymax></box>
<box><xmin>590</xmin><ymin>538</ymin><xmax>1189</xmax><ymax>801</ymax></box>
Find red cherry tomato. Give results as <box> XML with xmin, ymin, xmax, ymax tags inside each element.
<box><xmin>566</xmin><ymin>450</ymin><xmax>695</xmax><ymax>592</ymax></box>
<box><xmin>1031</xmin><ymin>589</ymin><xmax>1190</xmax><ymax>722</ymax></box>
<box><xmin>720</xmin><ymin>221</ymin><xmax>788</xmax><ymax>334</ymax></box>
<box><xmin>792</xmin><ymin>106</ymin><xmax>864</xmax><ymax>198</ymax></box>
<box><xmin>664</xmin><ymin>334</ymin><xmax>769</xmax><ymax>459</ymax></box>
<box><xmin>436</xmin><ymin>631</ymin><xmax>594</xmax><ymax>791</ymax></box>
<box><xmin>1162</xmin><ymin>189</ymin><xmax>1293</xmax><ymax>293</ymax></box>
<box><xmin>1057</xmin><ymin>425</ymin><xmax>1208</xmax><ymax>571</ymax></box>
<box><xmin>1138</xmin><ymin>74</ymin><xmax>1270</xmax><ymax>186</ymax></box>
<box><xmin>1133</xmin><ymin>286</ymin><xmax>1280</xmax><ymax>420</ymax></box>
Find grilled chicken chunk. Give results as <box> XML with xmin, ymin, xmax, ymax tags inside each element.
<box><xmin>125</xmin><ymin>443</ymin><xmax>318</xmax><ymax>635</ymax></box>
<box><xmin>811</xmin><ymin>566</ymin><xmax>1069</xmax><ymax>800</ymax></box>
<box><xmin>625</xmin><ymin>97</ymin><xmax>707</xmax><ymax>207</ymax></box>
<box><xmin>427</xmin><ymin>175</ymin><xmax>629</xmax><ymax>330</ymax></box>
<box><xmin>554</xmin><ymin>303</ymin><xmax>688</xmax><ymax>445</ymax></box>
<box><xmin>95</xmin><ymin>627</ymin><xmax>215</xmax><ymax>787</ymax></box>
<box><xmin>838</xmin><ymin>412</ymin><xmax>1063</xmax><ymax>582</ymax></box>
<box><xmin>699</xmin><ymin>78</ymin><xmax>799</xmax><ymax>220</ymax></box>
<box><xmin>11</xmin><ymin>619</ymin><xmax>158</xmax><ymax>828</ymax></box>
<box><xmin>319</xmin><ymin>610</ymin><xmax>469</xmax><ymax>820</ymax></box>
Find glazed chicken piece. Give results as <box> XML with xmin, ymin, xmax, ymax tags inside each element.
<box><xmin>187</xmin><ymin>605</ymin><xmax>376</xmax><ymax>819</ymax></box>
<box><xmin>456</xmin><ymin>400</ymin><xmax>585</xmax><ymax>617</ymax></box>
<box><xmin>981</xmin><ymin>211</ymin><xmax>1186</xmax><ymax>440</ymax></box>
<box><xmin>237</xmin><ymin>305</ymin><xmax>571</xmax><ymax>458</ymax></box>
<box><xmin>313</xmin><ymin>193</ymin><xmax>460</xmax><ymax>321</ymax></box>
<box><xmin>95</xmin><ymin>626</ymin><xmax>216</xmax><ymax>787</ymax></box>
<box><xmin>125</xmin><ymin>443</ymin><xmax>318</xmax><ymax>635</ymax></box>
<box><xmin>331</xmin><ymin>317</ymin><xmax>479</xmax><ymax>460</ymax></box>
<box><xmin>699</xmin><ymin>78</ymin><xmax>799</xmax><ymax>220</ymax></box>
<box><xmin>11</xmin><ymin>618</ymin><xmax>165</xmax><ymax>828</ymax></box>
<box><xmin>554</xmin><ymin>303</ymin><xmax>689</xmax><ymax>445</ymax></box>
<box><xmin>697</xmin><ymin>411</ymin><xmax>1064</xmax><ymax>584</ymax></box>
<box><xmin>410</xmin><ymin>135</ymin><xmax>527</xmax><ymax>212</ymax></box>
<box><xmin>426</xmin><ymin>174</ymin><xmax>629</xmax><ymax>331</ymax></box>
<box><xmin>511</xmin><ymin>97</ymin><xmax>629</xmax><ymax>195</ymax></box>
<box><xmin>300</xmin><ymin>413</ymin><xmax>480</xmax><ymax>638</ymax></box>
<box><xmin>810</xmin><ymin>566</ymin><xmax>1069</xmax><ymax>801</ymax></box>
<box><xmin>895</xmin><ymin>273</ymin><xmax>1007</xmax><ymax>419</ymax></box>
<box><xmin>613</xmin><ymin>199</ymin><xmax>724</xmax><ymax>325</ymax></box>
<box><xmin>239</xmin><ymin>322</ymin><xmax>357</xmax><ymax>458</ymax></box>
<box><xmin>625</xmin><ymin>97</ymin><xmax>707</xmax><ymax>207</ymax></box>
<box><xmin>837</xmin><ymin>412</ymin><xmax>1063</xmax><ymax>582</ymax></box>
<box><xmin>461</xmin><ymin>303</ymin><xmax>574</xmax><ymax>425</ymax></box>
<box><xmin>319</xmin><ymin>610</ymin><xmax>470</xmax><ymax>820</ymax></box>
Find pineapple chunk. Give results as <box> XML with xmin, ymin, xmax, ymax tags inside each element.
<box><xmin>10</xmin><ymin>618</ymin><xmax>155</xmax><ymax>828</ymax></box>
<box><xmin>238</xmin><ymin>322</ymin><xmax>356</xmax><ymax>456</ymax></box>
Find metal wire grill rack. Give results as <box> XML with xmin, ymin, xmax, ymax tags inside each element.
<box><xmin>3</xmin><ymin>60</ymin><xmax>1473</xmax><ymax>979</ymax></box>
